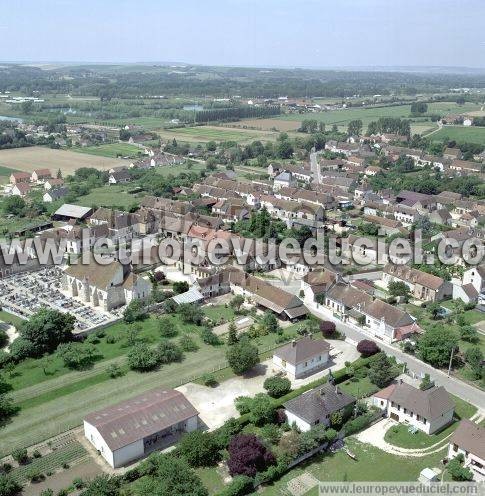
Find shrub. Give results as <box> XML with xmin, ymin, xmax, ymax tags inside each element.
<box><xmin>178</xmin><ymin>431</ymin><xmax>220</xmax><ymax>467</ymax></box>
<box><xmin>27</xmin><ymin>468</ymin><xmax>44</xmax><ymax>482</ymax></box>
<box><xmin>260</xmin><ymin>424</ymin><xmax>281</xmax><ymax>445</ymax></box>
<box><xmin>56</xmin><ymin>342</ymin><xmax>97</xmax><ymax>370</ymax></box>
<box><xmin>344</xmin><ymin>414</ymin><xmax>372</xmax><ymax>436</ymax></box>
<box><xmin>11</xmin><ymin>448</ymin><xmax>28</xmax><ymax>464</ymax></box>
<box><xmin>226</xmin><ymin>338</ymin><xmax>259</xmax><ymax>375</ymax></box>
<box><xmin>0</xmin><ymin>474</ymin><xmax>22</xmax><ymax>496</ymax></box>
<box><xmin>178</xmin><ymin>334</ymin><xmax>199</xmax><ymax>352</ymax></box>
<box><xmin>201</xmin><ymin>327</ymin><xmax>221</xmax><ymax>346</ymax></box>
<box><xmin>127</xmin><ymin>344</ymin><xmax>159</xmax><ymax>371</ymax></box>
<box><xmin>158</xmin><ymin>317</ymin><xmax>177</xmax><ymax>338</ymax></box>
<box><xmin>72</xmin><ymin>477</ymin><xmax>85</xmax><ymax>489</ymax></box>
<box><xmin>263</xmin><ymin>376</ymin><xmax>292</xmax><ymax>398</ymax></box>
<box><xmin>32</xmin><ymin>449</ymin><xmax>41</xmax><ymax>458</ymax></box>
<box><xmin>201</xmin><ymin>373</ymin><xmax>217</xmax><ymax>387</ymax></box>
<box><xmin>105</xmin><ymin>335</ymin><xmax>117</xmax><ymax>344</ymax></box>
<box><xmin>157</xmin><ymin>340</ymin><xmax>183</xmax><ymax>364</ymax></box>
<box><xmin>9</xmin><ymin>338</ymin><xmax>36</xmax><ymax>361</ymax></box>
<box><xmin>447</xmin><ymin>454</ymin><xmax>473</xmax><ymax>481</ymax></box>
<box><xmin>106</xmin><ymin>363</ymin><xmax>124</xmax><ymax>379</ymax></box>
<box><xmin>357</xmin><ymin>339</ymin><xmax>380</xmax><ymax>357</ymax></box>
<box><xmin>227</xmin><ymin>434</ymin><xmax>276</xmax><ymax>477</ymax></box>
<box><xmin>219</xmin><ymin>475</ymin><xmax>253</xmax><ymax>496</ymax></box>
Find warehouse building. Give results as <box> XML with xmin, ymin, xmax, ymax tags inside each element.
<box><xmin>83</xmin><ymin>388</ymin><xmax>199</xmax><ymax>467</ymax></box>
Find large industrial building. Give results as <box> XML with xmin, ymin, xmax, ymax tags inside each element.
<box><xmin>83</xmin><ymin>388</ymin><xmax>199</xmax><ymax>468</ymax></box>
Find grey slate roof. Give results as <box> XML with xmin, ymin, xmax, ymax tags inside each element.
<box><xmin>450</xmin><ymin>419</ymin><xmax>485</xmax><ymax>460</ymax></box>
<box><xmin>273</xmin><ymin>336</ymin><xmax>330</xmax><ymax>365</ymax></box>
<box><xmin>284</xmin><ymin>383</ymin><xmax>356</xmax><ymax>424</ymax></box>
<box><xmin>84</xmin><ymin>388</ymin><xmax>199</xmax><ymax>451</ymax></box>
<box><xmin>388</xmin><ymin>383</ymin><xmax>454</xmax><ymax>420</ymax></box>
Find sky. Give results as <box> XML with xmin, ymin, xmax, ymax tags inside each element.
<box><xmin>1</xmin><ymin>0</ymin><xmax>485</xmax><ymax>68</ymax></box>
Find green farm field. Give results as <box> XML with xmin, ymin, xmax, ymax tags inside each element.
<box><xmin>430</xmin><ymin>125</ymin><xmax>485</xmax><ymax>145</ymax></box>
<box><xmin>71</xmin><ymin>142</ymin><xmax>144</xmax><ymax>158</ymax></box>
<box><xmin>157</xmin><ymin>125</ymin><xmax>279</xmax><ymax>144</ymax></box>
<box><xmin>276</xmin><ymin>101</ymin><xmax>483</xmax><ymax>133</ymax></box>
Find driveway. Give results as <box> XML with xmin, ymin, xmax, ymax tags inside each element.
<box><xmin>176</xmin><ymin>362</ymin><xmax>273</xmax><ymax>430</ymax></box>
<box><xmin>176</xmin><ymin>339</ymin><xmax>359</xmax><ymax>430</ymax></box>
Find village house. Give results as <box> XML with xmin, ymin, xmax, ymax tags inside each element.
<box><xmin>443</xmin><ymin>147</ymin><xmax>462</xmax><ymax>160</ymax></box>
<box><xmin>84</xmin><ymin>388</ymin><xmax>199</xmax><ymax>468</ymax></box>
<box><xmin>284</xmin><ymin>383</ymin><xmax>356</xmax><ymax>431</ymax></box>
<box><xmin>52</xmin><ymin>204</ymin><xmax>93</xmax><ymax>223</ymax></box>
<box><xmin>109</xmin><ymin>169</ymin><xmax>132</xmax><ymax>185</ymax></box>
<box><xmin>300</xmin><ymin>269</ymin><xmax>337</xmax><ymax>304</ymax></box>
<box><xmin>10</xmin><ymin>171</ymin><xmax>31</xmax><ymax>184</ymax></box>
<box><xmin>360</xmin><ymin>298</ymin><xmax>418</xmax><ymax>342</ymax></box>
<box><xmin>428</xmin><ymin>208</ymin><xmax>452</xmax><ymax>226</ymax></box>
<box><xmin>373</xmin><ymin>382</ymin><xmax>454</xmax><ymax>435</ymax></box>
<box><xmin>273</xmin><ymin>171</ymin><xmax>296</xmax><ymax>191</ymax></box>
<box><xmin>89</xmin><ymin>208</ymin><xmax>140</xmax><ymax>240</ymax></box>
<box><xmin>382</xmin><ymin>264</ymin><xmax>451</xmax><ymax>302</ymax></box>
<box><xmin>324</xmin><ymin>283</ymin><xmax>373</xmax><ymax>321</ymax></box>
<box><xmin>11</xmin><ymin>183</ymin><xmax>31</xmax><ymax>197</ymax></box>
<box><xmin>31</xmin><ymin>168</ymin><xmax>52</xmax><ymax>182</ymax></box>
<box><xmin>449</xmin><ymin>159</ymin><xmax>482</xmax><ymax>175</ymax></box>
<box><xmin>43</xmin><ymin>186</ymin><xmax>69</xmax><ymax>203</ymax></box>
<box><xmin>272</xmin><ymin>336</ymin><xmax>331</xmax><ymax>379</ymax></box>
<box><xmin>448</xmin><ymin>420</ymin><xmax>485</xmax><ymax>481</ymax></box>
<box><xmin>44</xmin><ymin>178</ymin><xmax>64</xmax><ymax>190</ymax></box>
<box><xmin>454</xmin><ymin>265</ymin><xmax>485</xmax><ymax>303</ymax></box>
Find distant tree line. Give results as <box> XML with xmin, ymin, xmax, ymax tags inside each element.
<box><xmin>194</xmin><ymin>105</ymin><xmax>280</xmax><ymax>123</ymax></box>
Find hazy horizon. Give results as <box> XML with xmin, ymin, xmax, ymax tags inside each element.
<box><xmin>1</xmin><ymin>0</ymin><xmax>485</xmax><ymax>68</ymax></box>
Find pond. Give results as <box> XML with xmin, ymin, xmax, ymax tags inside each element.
<box><xmin>0</xmin><ymin>115</ymin><xmax>23</xmax><ymax>123</ymax></box>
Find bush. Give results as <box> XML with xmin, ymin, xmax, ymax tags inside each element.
<box><xmin>219</xmin><ymin>475</ymin><xmax>253</xmax><ymax>496</ymax></box>
<box><xmin>127</xmin><ymin>344</ymin><xmax>159</xmax><ymax>371</ymax></box>
<box><xmin>56</xmin><ymin>342</ymin><xmax>97</xmax><ymax>370</ymax></box>
<box><xmin>263</xmin><ymin>376</ymin><xmax>292</xmax><ymax>398</ymax></box>
<box><xmin>201</xmin><ymin>327</ymin><xmax>221</xmax><ymax>346</ymax></box>
<box><xmin>27</xmin><ymin>469</ymin><xmax>44</xmax><ymax>482</ymax></box>
<box><xmin>227</xmin><ymin>434</ymin><xmax>275</xmax><ymax>477</ymax></box>
<box><xmin>356</xmin><ymin>340</ymin><xmax>380</xmax><ymax>357</ymax></box>
<box><xmin>9</xmin><ymin>338</ymin><xmax>36</xmax><ymax>362</ymax></box>
<box><xmin>447</xmin><ymin>454</ymin><xmax>473</xmax><ymax>481</ymax></box>
<box><xmin>106</xmin><ymin>363</ymin><xmax>124</xmax><ymax>379</ymax></box>
<box><xmin>178</xmin><ymin>334</ymin><xmax>199</xmax><ymax>352</ymax></box>
<box><xmin>178</xmin><ymin>431</ymin><xmax>220</xmax><ymax>467</ymax></box>
<box><xmin>158</xmin><ymin>317</ymin><xmax>177</xmax><ymax>338</ymax></box>
<box><xmin>157</xmin><ymin>340</ymin><xmax>183</xmax><ymax>364</ymax></box>
<box><xmin>0</xmin><ymin>474</ymin><xmax>22</xmax><ymax>496</ymax></box>
<box><xmin>344</xmin><ymin>414</ymin><xmax>372</xmax><ymax>436</ymax></box>
<box><xmin>11</xmin><ymin>448</ymin><xmax>28</xmax><ymax>464</ymax></box>
<box><xmin>32</xmin><ymin>449</ymin><xmax>41</xmax><ymax>458</ymax></box>
<box><xmin>260</xmin><ymin>424</ymin><xmax>281</xmax><ymax>445</ymax></box>
<box><xmin>123</xmin><ymin>300</ymin><xmax>148</xmax><ymax>323</ymax></box>
<box><xmin>201</xmin><ymin>373</ymin><xmax>217</xmax><ymax>387</ymax></box>
<box><xmin>105</xmin><ymin>335</ymin><xmax>117</xmax><ymax>344</ymax></box>
<box><xmin>72</xmin><ymin>477</ymin><xmax>85</xmax><ymax>489</ymax></box>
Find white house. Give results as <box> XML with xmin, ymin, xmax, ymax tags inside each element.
<box><xmin>448</xmin><ymin>420</ymin><xmax>485</xmax><ymax>480</ymax></box>
<box><xmin>273</xmin><ymin>171</ymin><xmax>296</xmax><ymax>191</ymax></box>
<box><xmin>84</xmin><ymin>388</ymin><xmax>199</xmax><ymax>468</ymax></box>
<box><xmin>272</xmin><ymin>336</ymin><xmax>330</xmax><ymax>379</ymax></box>
<box><xmin>43</xmin><ymin>187</ymin><xmax>69</xmax><ymax>203</ymax></box>
<box><xmin>373</xmin><ymin>382</ymin><xmax>454</xmax><ymax>435</ymax></box>
<box><xmin>284</xmin><ymin>383</ymin><xmax>356</xmax><ymax>431</ymax></box>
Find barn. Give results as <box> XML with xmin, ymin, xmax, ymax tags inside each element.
<box><xmin>83</xmin><ymin>388</ymin><xmax>199</xmax><ymax>467</ymax></box>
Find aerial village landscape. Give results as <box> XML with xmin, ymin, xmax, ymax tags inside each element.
<box><xmin>0</xmin><ymin>2</ymin><xmax>485</xmax><ymax>496</ymax></box>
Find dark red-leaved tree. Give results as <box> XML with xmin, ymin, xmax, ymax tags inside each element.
<box><xmin>357</xmin><ymin>339</ymin><xmax>380</xmax><ymax>357</ymax></box>
<box><xmin>320</xmin><ymin>320</ymin><xmax>336</xmax><ymax>337</ymax></box>
<box><xmin>227</xmin><ymin>434</ymin><xmax>276</xmax><ymax>477</ymax></box>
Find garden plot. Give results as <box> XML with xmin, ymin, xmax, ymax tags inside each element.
<box><xmin>0</xmin><ymin>267</ymin><xmax>117</xmax><ymax>332</ymax></box>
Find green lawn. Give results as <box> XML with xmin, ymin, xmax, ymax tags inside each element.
<box><xmin>384</xmin><ymin>395</ymin><xmax>476</xmax><ymax>449</ymax></box>
<box><xmin>339</xmin><ymin>376</ymin><xmax>379</xmax><ymax>399</ymax></box>
<box><xmin>76</xmin><ymin>184</ymin><xmax>140</xmax><ymax>209</ymax></box>
<box><xmin>258</xmin><ymin>439</ymin><xmax>447</xmax><ymax>495</ymax></box>
<box><xmin>0</xmin><ymin>310</ymin><xmax>27</xmax><ymax>328</ymax></box>
<box><xmin>71</xmin><ymin>143</ymin><xmax>143</xmax><ymax>158</ymax></box>
<box><xmin>195</xmin><ymin>467</ymin><xmax>227</xmax><ymax>495</ymax></box>
<box><xmin>431</xmin><ymin>125</ymin><xmax>485</xmax><ymax>146</ymax></box>
<box><xmin>202</xmin><ymin>304</ymin><xmax>236</xmax><ymax>323</ymax></box>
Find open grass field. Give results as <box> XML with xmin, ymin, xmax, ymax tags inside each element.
<box><xmin>275</xmin><ymin>102</ymin><xmax>483</xmax><ymax>135</ymax></box>
<box><xmin>157</xmin><ymin>125</ymin><xmax>279</xmax><ymax>144</ymax></box>
<box><xmin>154</xmin><ymin>162</ymin><xmax>206</xmax><ymax>177</ymax></box>
<box><xmin>76</xmin><ymin>184</ymin><xmax>140</xmax><ymax>209</ymax></box>
<box><xmin>0</xmin><ymin>146</ymin><xmax>123</xmax><ymax>176</ymax></box>
<box><xmin>71</xmin><ymin>142</ymin><xmax>143</xmax><ymax>158</ymax></box>
<box><xmin>225</xmin><ymin>118</ymin><xmax>301</xmax><ymax>132</ymax></box>
<box><xmin>430</xmin><ymin>125</ymin><xmax>485</xmax><ymax>145</ymax></box>
<box><xmin>99</xmin><ymin>117</ymin><xmax>166</xmax><ymax>130</ymax></box>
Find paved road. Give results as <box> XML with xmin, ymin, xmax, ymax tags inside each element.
<box><xmin>308</xmin><ymin>303</ymin><xmax>485</xmax><ymax>411</ymax></box>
